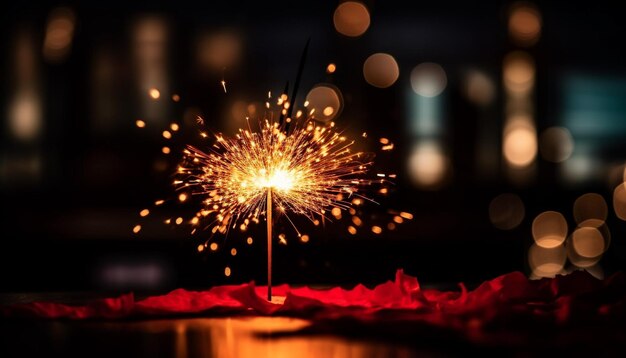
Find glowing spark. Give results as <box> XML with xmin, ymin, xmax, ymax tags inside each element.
<box><xmin>196</xmin><ymin>116</ymin><xmax>205</xmax><ymax>126</ymax></box>
<box><xmin>224</xmin><ymin>266</ymin><xmax>231</xmax><ymax>276</ymax></box>
<box><xmin>136</xmin><ymin>120</ymin><xmax>146</xmax><ymax>128</ymax></box>
<box><xmin>326</xmin><ymin>63</ymin><xmax>336</xmax><ymax>74</ymax></box>
<box><xmin>221</xmin><ymin>80</ymin><xmax>227</xmax><ymax>93</ymax></box>
<box><xmin>176</xmin><ymin>117</ymin><xmax>373</xmax><ymax>236</ymax></box>
<box><xmin>371</xmin><ymin>225</ymin><xmax>382</xmax><ymax>234</ymax></box>
<box><xmin>162</xmin><ymin>147</ymin><xmax>171</xmax><ymax>154</ymax></box>
<box><xmin>139</xmin><ymin>209</ymin><xmax>150</xmax><ymax>217</ymax></box>
<box><xmin>300</xmin><ymin>234</ymin><xmax>310</xmax><ymax>243</ymax></box>
<box><xmin>133</xmin><ymin>225</ymin><xmax>141</xmax><ymax>233</ymax></box>
<box><xmin>170</xmin><ymin>123</ymin><xmax>180</xmax><ymax>131</ymax></box>
<box><xmin>210</xmin><ymin>243</ymin><xmax>218</xmax><ymax>251</ymax></box>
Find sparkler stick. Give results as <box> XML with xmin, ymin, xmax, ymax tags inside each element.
<box><xmin>267</xmin><ymin>188</ymin><xmax>273</xmax><ymax>300</ymax></box>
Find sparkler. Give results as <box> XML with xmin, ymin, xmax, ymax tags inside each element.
<box><xmin>176</xmin><ymin>101</ymin><xmax>373</xmax><ymax>300</ymax></box>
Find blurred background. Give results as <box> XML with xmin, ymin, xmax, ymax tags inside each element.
<box><xmin>1</xmin><ymin>0</ymin><xmax>626</xmax><ymax>293</ymax></box>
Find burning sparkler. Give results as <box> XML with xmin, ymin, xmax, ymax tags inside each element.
<box><xmin>176</xmin><ymin>98</ymin><xmax>373</xmax><ymax>300</ymax></box>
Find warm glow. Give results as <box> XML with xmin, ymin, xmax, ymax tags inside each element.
<box><xmin>162</xmin><ymin>146</ymin><xmax>171</xmax><ymax>154</ymax></box>
<box><xmin>300</xmin><ymin>235</ymin><xmax>309</xmax><ymax>243</ymax></box>
<box><xmin>136</xmin><ymin>120</ymin><xmax>146</xmax><ymax>128</ymax></box>
<box><xmin>149</xmin><ymin>88</ymin><xmax>161</xmax><ymax>99</ymax></box>
<box><xmin>508</xmin><ymin>3</ymin><xmax>541</xmax><ymax>46</ymax></box>
<box><xmin>172</xmin><ymin>94</ymin><xmax>180</xmax><ymax>102</ymax></box>
<box><xmin>247</xmin><ymin>237</ymin><xmax>253</xmax><ymax>245</ymax></box>
<box><xmin>176</xmin><ymin>116</ymin><xmax>372</xmax><ymax>240</ymax></box>
<box><xmin>210</xmin><ymin>243</ymin><xmax>218</xmax><ymax>251</ymax></box>
<box><xmin>371</xmin><ymin>226</ymin><xmax>382</xmax><ymax>234</ymax></box>
<box><xmin>572</xmin><ymin>227</ymin><xmax>605</xmax><ymax>258</ymax></box>
<box><xmin>363</xmin><ymin>53</ymin><xmax>400</xmax><ymax>88</ymax></box>
<box><xmin>503</xmin><ymin>51</ymin><xmax>535</xmax><ymax>94</ymax></box>
<box><xmin>163</xmin><ymin>130</ymin><xmax>172</xmax><ymax>139</ymax></box>
<box><xmin>411</xmin><ymin>63</ymin><xmax>447</xmax><ymax>97</ymax></box>
<box><xmin>43</xmin><ymin>7</ymin><xmax>76</xmax><ymax>63</ymax></box>
<box><xmin>408</xmin><ymin>142</ymin><xmax>447</xmax><ymax>188</ymax></box>
<box><xmin>170</xmin><ymin>123</ymin><xmax>180</xmax><ymax>131</ymax></box>
<box><xmin>532</xmin><ymin>211</ymin><xmax>567</xmax><ymax>248</ymax></box>
<box><xmin>132</xmin><ymin>225</ymin><xmax>142</xmax><ymax>234</ymax></box>
<box><xmin>489</xmin><ymin>193</ymin><xmax>525</xmax><ymax>230</ymax></box>
<box><xmin>613</xmin><ymin>184</ymin><xmax>626</xmax><ymax>220</ymax></box>
<box><xmin>528</xmin><ymin>243</ymin><xmax>566</xmax><ymax>278</ymax></box>
<box><xmin>326</xmin><ymin>63</ymin><xmax>336</xmax><ymax>74</ymax></box>
<box><xmin>140</xmin><ymin>209</ymin><xmax>150</xmax><ymax>217</ymax></box>
<box><xmin>573</xmin><ymin>193</ymin><xmax>607</xmax><ymax>224</ymax></box>
<box><xmin>463</xmin><ymin>70</ymin><xmax>495</xmax><ymax>106</ymax></box>
<box><xmin>224</xmin><ymin>266</ymin><xmax>231</xmax><ymax>277</ymax></box>
<box><xmin>231</xmin><ymin>248</ymin><xmax>237</xmax><ymax>256</ymax></box>
<box><xmin>254</xmin><ymin>169</ymin><xmax>294</xmax><ymax>192</ymax></box>
<box><xmin>333</xmin><ymin>2</ymin><xmax>371</xmax><ymax>37</ymax></box>
<box><xmin>178</xmin><ymin>193</ymin><xmax>188</xmax><ymax>202</ymax></box>
<box><xmin>503</xmin><ymin>125</ymin><xmax>537</xmax><ymax>167</ymax></box>
<box><xmin>305</xmin><ymin>85</ymin><xmax>342</xmax><ymax>122</ymax></box>
<box><xmin>348</xmin><ymin>226</ymin><xmax>357</xmax><ymax>235</ymax></box>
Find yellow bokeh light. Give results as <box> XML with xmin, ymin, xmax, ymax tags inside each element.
<box><xmin>503</xmin><ymin>51</ymin><xmax>535</xmax><ymax>94</ymax></box>
<box><xmin>528</xmin><ymin>243</ymin><xmax>566</xmax><ymax>278</ymax></box>
<box><xmin>135</xmin><ymin>119</ymin><xmax>146</xmax><ymax>128</ymax></box>
<box><xmin>149</xmin><ymin>88</ymin><xmax>161</xmax><ymax>99</ymax></box>
<box><xmin>333</xmin><ymin>2</ymin><xmax>370</xmax><ymax>37</ymax></box>
<box><xmin>532</xmin><ymin>211</ymin><xmax>567</xmax><ymax>248</ymax></box>
<box><xmin>613</xmin><ymin>184</ymin><xmax>626</xmax><ymax>221</ymax></box>
<box><xmin>162</xmin><ymin>130</ymin><xmax>172</xmax><ymax>139</ymax></box>
<box><xmin>224</xmin><ymin>266</ymin><xmax>231</xmax><ymax>277</ymax></box>
<box><xmin>573</xmin><ymin>193</ymin><xmax>607</xmax><ymax>224</ymax></box>
<box><xmin>326</xmin><ymin>63</ymin><xmax>336</xmax><ymax>74</ymax></box>
<box><xmin>300</xmin><ymin>235</ymin><xmax>309</xmax><ymax>243</ymax></box>
<box><xmin>247</xmin><ymin>237</ymin><xmax>253</xmax><ymax>245</ymax></box>
<box><xmin>139</xmin><ymin>209</ymin><xmax>150</xmax><ymax>217</ymax></box>
<box><xmin>363</xmin><ymin>53</ymin><xmax>400</xmax><ymax>89</ymax></box>
<box><xmin>162</xmin><ymin>146</ymin><xmax>171</xmax><ymax>154</ymax></box>
<box><xmin>408</xmin><ymin>142</ymin><xmax>448</xmax><ymax>188</ymax></box>
<box><xmin>179</xmin><ymin>193</ymin><xmax>188</xmax><ymax>202</ymax></box>
<box><xmin>132</xmin><ymin>225</ymin><xmax>141</xmax><ymax>234</ymax></box>
<box><xmin>503</xmin><ymin>125</ymin><xmax>537</xmax><ymax>168</ymax></box>
<box><xmin>572</xmin><ymin>227</ymin><xmax>605</xmax><ymax>258</ymax></box>
<box><xmin>371</xmin><ymin>226</ymin><xmax>382</xmax><ymax>234</ymax></box>
<box><xmin>210</xmin><ymin>243</ymin><xmax>218</xmax><ymax>251</ymax></box>
<box><xmin>305</xmin><ymin>85</ymin><xmax>342</xmax><ymax>122</ymax></box>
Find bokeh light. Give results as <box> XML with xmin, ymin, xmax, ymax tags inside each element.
<box><xmin>539</xmin><ymin>126</ymin><xmax>574</xmax><ymax>163</ymax></box>
<box><xmin>463</xmin><ymin>70</ymin><xmax>496</xmax><ymax>106</ymax></box>
<box><xmin>333</xmin><ymin>2</ymin><xmax>371</xmax><ymax>37</ymax></box>
<box><xmin>528</xmin><ymin>243</ymin><xmax>566</xmax><ymax>278</ymax></box>
<box><xmin>613</xmin><ymin>183</ymin><xmax>626</xmax><ymax>220</ymax></box>
<box><xmin>197</xmin><ymin>31</ymin><xmax>241</xmax><ymax>71</ymax></box>
<box><xmin>43</xmin><ymin>7</ymin><xmax>76</xmax><ymax>63</ymax></box>
<box><xmin>532</xmin><ymin>211</ymin><xmax>567</xmax><ymax>248</ymax></box>
<box><xmin>408</xmin><ymin>142</ymin><xmax>448</xmax><ymax>189</ymax></box>
<box><xmin>363</xmin><ymin>53</ymin><xmax>400</xmax><ymax>88</ymax></box>
<box><xmin>489</xmin><ymin>193</ymin><xmax>525</xmax><ymax>230</ymax></box>
<box><xmin>410</xmin><ymin>63</ymin><xmax>447</xmax><ymax>97</ymax></box>
<box><xmin>572</xmin><ymin>227</ymin><xmax>605</xmax><ymax>258</ymax></box>
<box><xmin>305</xmin><ymin>84</ymin><xmax>343</xmax><ymax>122</ymax></box>
<box><xmin>503</xmin><ymin>51</ymin><xmax>535</xmax><ymax>94</ymax></box>
<box><xmin>573</xmin><ymin>193</ymin><xmax>607</xmax><ymax>224</ymax></box>
<box><xmin>508</xmin><ymin>3</ymin><xmax>542</xmax><ymax>46</ymax></box>
<box><xmin>503</xmin><ymin>119</ymin><xmax>537</xmax><ymax>168</ymax></box>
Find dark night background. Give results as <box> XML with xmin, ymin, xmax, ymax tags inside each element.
<box><xmin>1</xmin><ymin>0</ymin><xmax>626</xmax><ymax>294</ymax></box>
